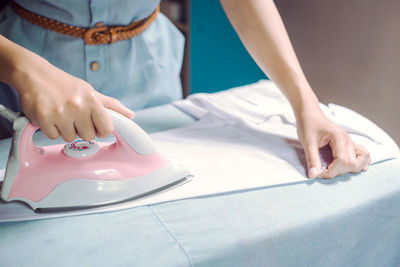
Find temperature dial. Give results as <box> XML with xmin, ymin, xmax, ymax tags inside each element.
<box><xmin>63</xmin><ymin>139</ymin><xmax>99</xmax><ymax>158</ymax></box>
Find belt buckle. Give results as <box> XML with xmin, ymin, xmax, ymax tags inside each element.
<box><xmin>84</xmin><ymin>25</ymin><xmax>122</xmax><ymax>45</ymax></box>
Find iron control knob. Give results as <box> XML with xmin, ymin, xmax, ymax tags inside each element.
<box><xmin>63</xmin><ymin>139</ymin><xmax>99</xmax><ymax>158</ymax></box>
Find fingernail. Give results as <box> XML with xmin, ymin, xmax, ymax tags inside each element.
<box><xmin>125</xmin><ymin>109</ymin><xmax>135</xmax><ymax>119</ymax></box>
<box><xmin>308</xmin><ymin>167</ymin><xmax>317</xmax><ymax>178</ymax></box>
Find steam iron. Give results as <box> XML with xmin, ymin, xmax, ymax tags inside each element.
<box><xmin>0</xmin><ymin>105</ymin><xmax>191</xmax><ymax>212</ymax></box>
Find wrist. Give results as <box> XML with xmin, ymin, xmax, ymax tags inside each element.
<box><xmin>286</xmin><ymin>84</ymin><xmax>320</xmax><ymax>116</ymax></box>
<box><xmin>0</xmin><ymin>36</ymin><xmax>24</xmax><ymax>89</ymax></box>
<box><xmin>8</xmin><ymin>50</ymin><xmax>46</xmax><ymax>95</ymax></box>
<box><xmin>9</xmin><ymin>57</ymin><xmax>30</xmax><ymax>94</ymax></box>
<box><xmin>0</xmin><ymin>35</ymin><xmax>44</xmax><ymax>94</ymax></box>
<box><xmin>272</xmin><ymin>72</ymin><xmax>320</xmax><ymax>115</ymax></box>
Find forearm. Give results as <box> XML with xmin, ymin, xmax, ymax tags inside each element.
<box><xmin>219</xmin><ymin>0</ymin><xmax>319</xmax><ymax>115</ymax></box>
<box><xmin>0</xmin><ymin>34</ymin><xmax>40</xmax><ymax>91</ymax></box>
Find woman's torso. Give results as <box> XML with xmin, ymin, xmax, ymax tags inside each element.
<box><xmin>0</xmin><ymin>0</ymin><xmax>185</xmax><ymax>137</ymax></box>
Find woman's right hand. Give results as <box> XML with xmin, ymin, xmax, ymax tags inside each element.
<box><xmin>10</xmin><ymin>53</ymin><xmax>135</xmax><ymax>142</ymax></box>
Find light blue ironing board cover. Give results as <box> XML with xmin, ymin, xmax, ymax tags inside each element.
<box><xmin>1</xmin><ymin>104</ymin><xmax>400</xmax><ymax>267</ymax></box>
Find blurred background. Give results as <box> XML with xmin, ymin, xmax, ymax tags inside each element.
<box><xmin>162</xmin><ymin>0</ymin><xmax>400</xmax><ymax>144</ymax></box>
<box><xmin>277</xmin><ymin>0</ymin><xmax>400</xmax><ymax>145</ymax></box>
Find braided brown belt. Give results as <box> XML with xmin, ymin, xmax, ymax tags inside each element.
<box><xmin>11</xmin><ymin>1</ymin><xmax>160</xmax><ymax>45</ymax></box>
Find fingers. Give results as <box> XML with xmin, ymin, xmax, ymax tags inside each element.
<box><xmin>69</xmin><ymin>100</ymin><xmax>113</xmax><ymax>141</ymax></box>
<box><xmin>319</xmin><ymin>159</ymin><xmax>346</xmax><ymax>178</ymax></box>
<box><xmin>48</xmin><ymin>109</ymin><xmax>110</xmax><ymax>142</ymax></box>
<box><xmin>74</xmin><ymin>115</ymin><xmax>96</xmax><ymax>142</ymax></box>
<box><xmin>99</xmin><ymin>94</ymin><xmax>135</xmax><ymax>119</ymax></box>
<box><xmin>38</xmin><ymin>123</ymin><xmax>60</xmax><ymax>140</ymax></box>
<box><xmin>296</xmin><ymin>109</ymin><xmax>371</xmax><ymax>179</ymax></box>
<box><xmin>16</xmin><ymin>59</ymin><xmax>119</xmax><ymax>143</ymax></box>
<box><xmin>319</xmin><ymin>134</ymin><xmax>370</xmax><ymax>178</ymax></box>
<box><xmin>91</xmin><ymin>104</ymin><xmax>114</xmax><ymax>138</ymax></box>
<box><xmin>30</xmin><ymin>111</ymin><xmax>62</xmax><ymax>141</ymax></box>
<box><xmin>55</xmin><ymin>121</ymin><xmax>77</xmax><ymax>143</ymax></box>
<box><xmin>73</xmin><ymin>92</ymin><xmax>116</xmax><ymax>141</ymax></box>
<box><xmin>355</xmin><ymin>143</ymin><xmax>371</xmax><ymax>172</ymax></box>
<box><xmin>31</xmin><ymin>97</ymin><xmax>112</xmax><ymax>142</ymax></box>
<box><xmin>363</xmin><ymin>156</ymin><xmax>371</xmax><ymax>171</ymax></box>
<box><xmin>40</xmin><ymin>112</ymin><xmax>110</xmax><ymax>142</ymax></box>
<box><xmin>303</xmin><ymin>138</ymin><xmax>322</xmax><ymax>178</ymax></box>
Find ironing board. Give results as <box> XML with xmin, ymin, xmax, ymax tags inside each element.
<box><xmin>1</xmin><ymin>104</ymin><xmax>400</xmax><ymax>267</ymax></box>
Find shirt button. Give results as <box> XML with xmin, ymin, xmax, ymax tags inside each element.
<box><xmin>90</xmin><ymin>61</ymin><xmax>100</xmax><ymax>71</ymax></box>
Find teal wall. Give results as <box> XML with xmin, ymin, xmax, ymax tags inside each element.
<box><xmin>190</xmin><ymin>0</ymin><xmax>267</xmax><ymax>93</ymax></box>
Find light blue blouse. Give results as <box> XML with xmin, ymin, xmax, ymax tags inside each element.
<box><xmin>0</xmin><ymin>0</ymin><xmax>185</xmax><ymax>137</ymax></box>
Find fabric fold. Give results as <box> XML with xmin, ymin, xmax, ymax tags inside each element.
<box><xmin>174</xmin><ymin>80</ymin><xmax>399</xmax><ymax>164</ymax></box>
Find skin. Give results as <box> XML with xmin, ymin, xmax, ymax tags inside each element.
<box><xmin>0</xmin><ymin>0</ymin><xmax>371</xmax><ymax>178</ymax></box>
<box><xmin>219</xmin><ymin>0</ymin><xmax>371</xmax><ymax>178</ymax></box>
<box><xmin>0</xmin><ymin>35</ymin><xmax>134</xmax><ymax>143</ymax></box>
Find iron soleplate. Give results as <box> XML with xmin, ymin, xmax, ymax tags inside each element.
<box><xmin>0</xmin><ymin>175</ymin><xmax>191</xmax><ymax>223</ymax></box>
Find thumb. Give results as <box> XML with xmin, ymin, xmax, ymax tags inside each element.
<box><xmin>98</xmin><ymin>94</ymin><xmax>135</xmax><ymax>119</ymax></box>
<box><xmin>303</xmin><ymin>139</ymin><xmax>322</xmax><ymax>178</ymax></box>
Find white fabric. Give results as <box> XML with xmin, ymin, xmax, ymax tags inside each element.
<box><xmin>132</xmin><ymin>80</ymin><xmax>400</xmax><ymax>206</ymax></box>
<box><xmin>175</xmin><ymin>80</ymin><xmax>400</xmax><ymax>162</ymax></box>
<box><xmin>1</xmin><ymin>80</ymin><xmax>399</xmax><ymax>207</ymax></box>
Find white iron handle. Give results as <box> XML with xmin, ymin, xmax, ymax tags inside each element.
<box><xmin>0</xmin><ymin>104</ymin><xmax>156</xmax><ymax>155</ymax></box>
<box><xmin>107</xmin><ymin>109</ymin><xmax>156</xmax><ymax>155</ymax></box>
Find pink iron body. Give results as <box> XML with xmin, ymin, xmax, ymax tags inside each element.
<box><xmin>0</xmin><ymin>109</ymin><xmax>190</xmax><ymax>211</ymax></box>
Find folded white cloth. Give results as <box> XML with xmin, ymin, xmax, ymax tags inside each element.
<box><xmin>174</xmin><ymin>80</ymin><xmax>400</xmax><ymax>164</ymax></box>
<box><xmin>131</xmin><ymin>80</ymin><xmax>400</xmax><ymax>206</ymax></box>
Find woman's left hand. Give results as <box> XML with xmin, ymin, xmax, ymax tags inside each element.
<box><xmin>296</xmin><ymin>107</ymin><xmax>371</xmax><ymax>179</ymax></box>
<box><xmin>219</xmin><ymin>0</ymin><xmax>371</xmax><ymax>178</ymax></box>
